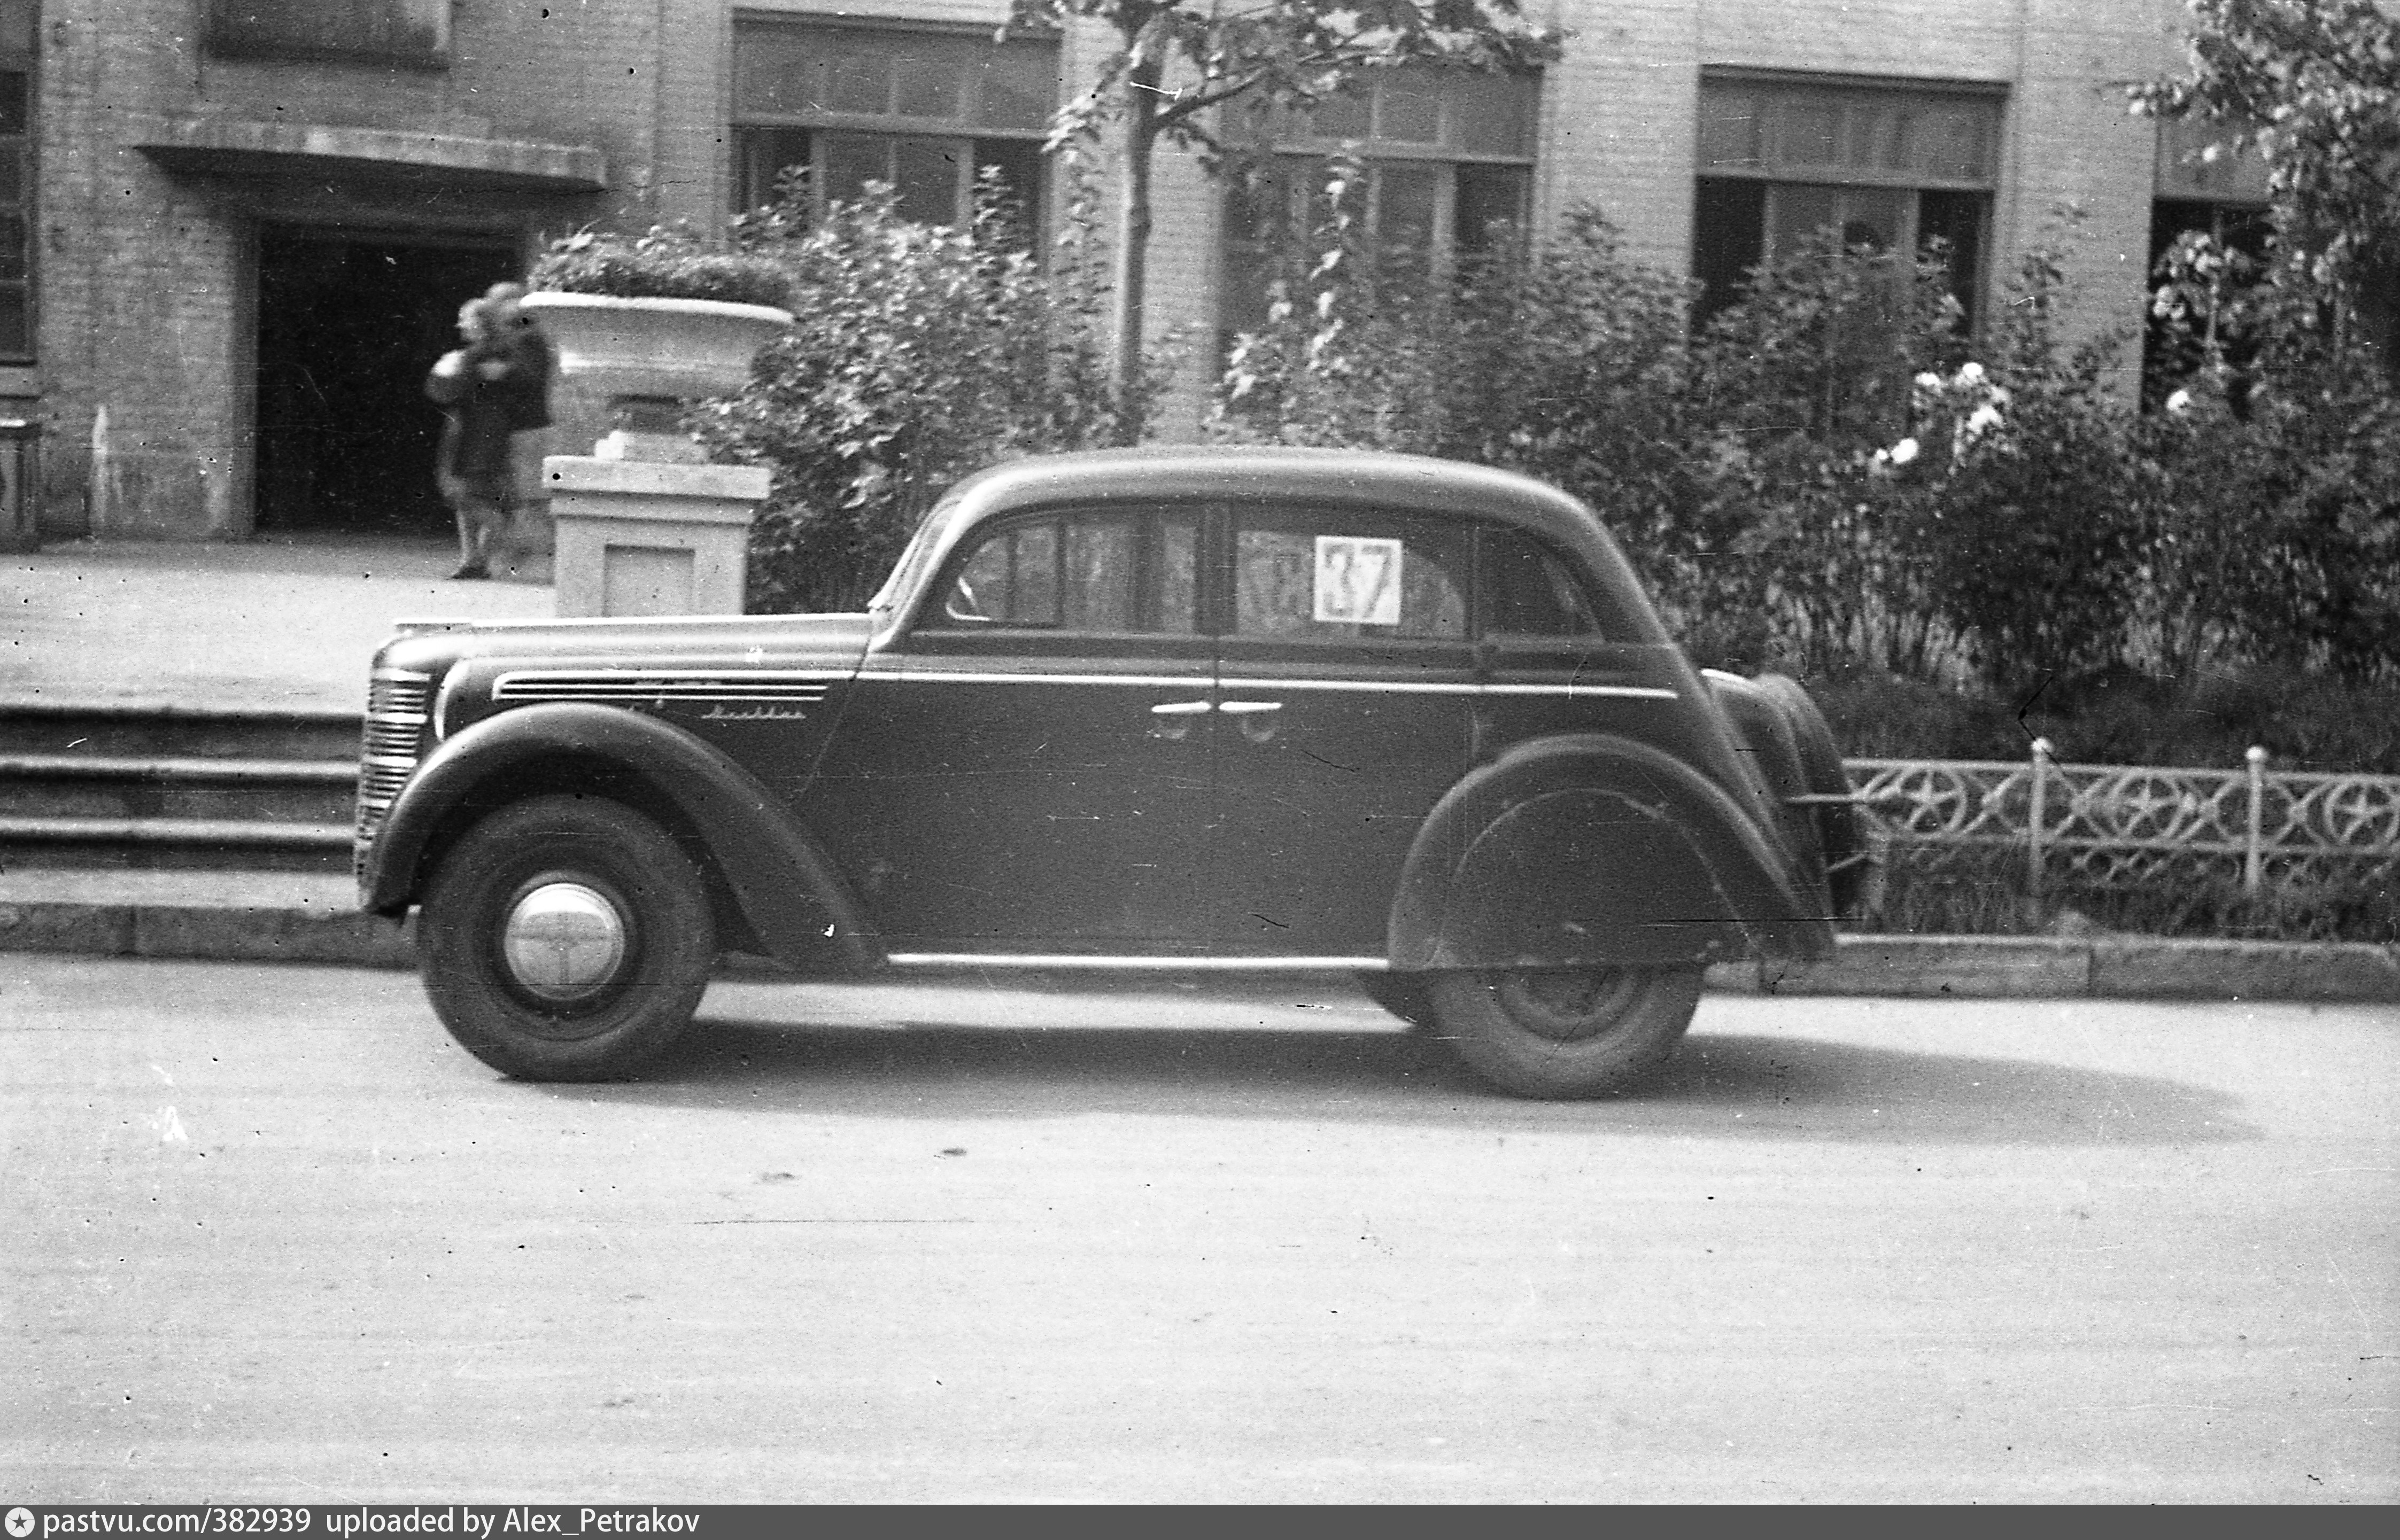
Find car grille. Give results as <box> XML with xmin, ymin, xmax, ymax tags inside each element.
<box><xmin>354</xmin><ymin>667</ymin><xmax>432</xmax><ymax>881</ymax></box>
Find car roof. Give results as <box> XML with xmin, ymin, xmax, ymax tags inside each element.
<box><xmin>945</xmin><ymin>446</ymin><xmax>1601</xmax><ymax>537</ymax></box>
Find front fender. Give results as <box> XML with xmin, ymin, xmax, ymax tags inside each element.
<box><xmin>1390</xmin><ymin>734</ymin><xmax>1835</xmax><ymax>970</ymax></box>
<box><xmin>361</xmin><ymin>702</ymin><xmax>878</xmax><ymax>971</ymax></box>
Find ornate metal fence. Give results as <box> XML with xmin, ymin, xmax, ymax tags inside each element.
<box><xmin>1846</xmin><ymin>741</ymin><xmax>2400</xmax><ymax>896</ymax></box>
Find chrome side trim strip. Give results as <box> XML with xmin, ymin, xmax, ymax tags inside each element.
<box><xmin>855</xmin><ymin>670</ymin><xmax>1676</xmax><ymax>700</ymax></box>
<box><xmin>1477</xmin><ymin>682</ymin><xmax>1681</xmax><ymax>700</ymax></box>
<box><xmin>856</xmin><ymin>670</ymin><xmax>1212</xmax><ymax>688</ymax></box>
<box><xmin>886</xmin><ymin>953</ymin><xmax>1389</xmax><ymax>973</ymax></box>
<box><xmin>491</xmin><ymin>668</ymin><xmax>842</xmax><ymax>703</ymax></box>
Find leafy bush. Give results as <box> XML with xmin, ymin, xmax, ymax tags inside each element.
<box><xmin>1216</xmin><ymin>173</ymin><xmax>2398</xmax><ymax>709</ymax></box>
<box><xmin>691</xmin><ymin>169</ymin><xmax>1159</xmax><ymax>613</ymax></box>
<box><xmin>530</xmin><ymin>224</ymin><xmax>796</xmax><ymax>310</ymax></box>
<box><xmin>1813</xmin><ymin>662</ymin><xmax>2400</xmax><ymax>774</ymax></box>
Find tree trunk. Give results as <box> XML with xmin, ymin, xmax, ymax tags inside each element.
<box><xmin>1111</xmin><ymin>59</ymin><xmax>1161</xmax><ymax>435</ymax></box>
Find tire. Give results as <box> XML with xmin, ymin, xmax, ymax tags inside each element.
<box><xmin>416</xmin><ymin>794</ymin><xmax>715</xmax><ymax>1081</ymax></box>
<box><xmin>1427</xmin><ymin>966</ymin><xmax>1703</xmax><ymax>1099</ymax></box>
<box><xmin>1751</xmin><ymin>674</ymin><xmax>1870</xmax><ymax>919</ymax></box>
<box><xmin>1356</xmin><ymin>970</ymin><xmax>1436</xmax><ymax>1028</ymax></box>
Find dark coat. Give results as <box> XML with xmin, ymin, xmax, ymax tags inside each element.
<box><xmin>426</xmin><ymin>326</ymin><xmax>549</xmax><ymax>481</ymax></box>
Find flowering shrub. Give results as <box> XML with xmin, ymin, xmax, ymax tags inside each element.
<box><xmin>1218</xmin><ymin>184</ymin><xmax>2398</xmax><ymax>694</ymax></box>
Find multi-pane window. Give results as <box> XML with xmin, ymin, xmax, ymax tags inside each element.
<box><xmin>204</xmin><ymin>1</ymin><xmax>449</xmax><ymax>65</ymax></box>
<box><xmin>731</xmin><ymin>21</ymin><xmax>1058</xmax><ymax>236</ymax></box>
<box><xmin>1221</xmin><ymin>66</ymin><xmax>1540</xmax><ymax>338</ymax></box>
<box><xmin>2145</xmin><ymin>116</ymin><xmax>2272</xmax><ymax>406</ymax></box>
<box><xmin>1692</xmin><ymin>74</ymin><xmax>2001</xmax><ymax>328</ymax></box>
<box><xmin>0</xmin><ymin>0</ymin><xmax>31</xmax><ymax>360</ymax></box>
<box><xmin>934</xmin><ymin>508</ymin><xmax>1202</xmax><ymax>635</ymax></box>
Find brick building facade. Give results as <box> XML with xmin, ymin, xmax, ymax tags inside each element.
<box><xmin>6</xmin><ymin>0</ymin><xmax>2260</xmax><ymax>543</ymax></box>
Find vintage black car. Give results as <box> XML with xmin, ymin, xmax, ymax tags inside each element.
<box><xmin>355</xmin><ymin>447</ymin><xmax>1862</xmax><ymax>1098</ymax></box>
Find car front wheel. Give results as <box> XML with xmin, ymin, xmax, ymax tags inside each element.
<box><xmin>416</xmin><ymin>794</ymin><xmax>715</xmax><ymax>1081</ymax></box>
<box><xmin>1427</xmin><ymin>966</ymin><xmax>1703</xmax><ymax>1098</ymax></box>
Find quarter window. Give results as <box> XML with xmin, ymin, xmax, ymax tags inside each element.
<box><xmin>732</xmin><ymin>21</ymin><xmax>1059</xmax><ymax>238</ymax></box>
<box><xmin>933</xmin><ymin>508</ymin><xmax>1201</xmax><ymax>635</ymax></box>
<box><xmin>1692</xmin><ymin>75</ymin><xmax>2000</xmax><ymax>329</ymax></box>
<box><xmin>1479</xmin><ymin>526</ymin><xmax>1602</xmax><ymax>639</ymax></box>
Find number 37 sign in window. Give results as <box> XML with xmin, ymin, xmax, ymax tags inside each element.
<box><xmin>1313</xmin><ymin>536</ymin><xmax>1404</xmax><ymax>626</ymax></box>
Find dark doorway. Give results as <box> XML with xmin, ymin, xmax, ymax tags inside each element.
<box><xmin>253</xmin><ymin>231</ymin><xmax>520</xmax><ymax>534</ymax></box>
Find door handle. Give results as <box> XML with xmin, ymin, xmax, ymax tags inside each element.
<box><xmin>1148</xmin><ymin>699</ymin><xmax>1210</xmax><ymax>741</ymax></box>
<box><xmin>1216</xmin><ymin>701</ymin><xmax>1282</xmax><ymax>714</ymax></box>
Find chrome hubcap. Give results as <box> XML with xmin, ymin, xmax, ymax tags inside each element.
<box><xmin>1496</xmin><ymin>969</ymin><xmax>1642</xmax><ymax>1043</ymax></box>
<box><xmin>501</xmin><ymin>882</ymin><xmax>628</xmax><ymax>1002</ymax></box>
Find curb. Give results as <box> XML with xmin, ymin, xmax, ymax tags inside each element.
<box><xmin>1707</xmin><ymin>934</ymin><xmax>2400</xmax><ymax>1004</ymax></box>
<box><xmin>1</xmin><ymin>880</ymin><xmax>2394</xmax><ymax>1002</ymax></box>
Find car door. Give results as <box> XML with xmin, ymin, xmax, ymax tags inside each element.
<box><xmin>802</xmin><ymin>502</ymin><xmax>1216</xmax><ymax>952</ymax></box>
<box><xmin>1208</xmin><ymin>501</ymin><xmax>1478</xmax><ymax>957</ymax></box>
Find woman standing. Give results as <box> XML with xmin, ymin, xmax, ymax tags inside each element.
<box><xmin>424</xmin><ymin>295</ymin><xmax>525</xmax><ymax>580</ymax></box>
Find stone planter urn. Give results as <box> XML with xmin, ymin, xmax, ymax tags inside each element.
<box><xmin>518</xmin><ymin>292</ymin><xmax>791</xmax><ymax>615</ymax></box>
<box><xmin>517</xmin><ymin>291</ymin><xmax>794</xmax><ymax>463</ymax></box>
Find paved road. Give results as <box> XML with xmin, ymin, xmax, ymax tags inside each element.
<box><xmin>4</xmin><ymin>956</ymin><xmax>2393</xmax><ymax>1503</ymax></box>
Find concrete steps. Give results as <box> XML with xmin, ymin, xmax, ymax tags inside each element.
<box><xmin>0</xmin><ymin>702</ymin><xmax>361</xmax><ymax>875</ymax></box>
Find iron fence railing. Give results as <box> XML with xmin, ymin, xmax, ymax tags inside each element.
<box><xmin>1845</xmin><ymin>742</ymin><xmax>2400</xmax><ymax>896</ymax></box>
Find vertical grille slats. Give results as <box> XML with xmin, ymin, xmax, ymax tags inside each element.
<box><xmin>353</xmin><ymin>668</ymin><xmax>431</xmax><ymax>878</ymax></box>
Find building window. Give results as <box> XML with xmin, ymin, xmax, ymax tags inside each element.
<box><xmin>731</xmin><ymin>21</ymin><xmax>1059</xmax><ymax>238</ymax></box>
<box><xmin>1692</xmin><ymin>74</ymin><xmax>2001</xmax><ymax>329</ymax></box>
<box><xmin>1220</xmin><ymin>66</ymin><xmax>1540</xmax><ymax>339</ymax></box>
<box><xmin>0</xmin><ymin>0</ymin><xmax>32</xmax><ymax>361</ymax></box>
<box><xmin>2145</xmin><ymin>116</ymin><xmax>2272</xmax><ymax>407</ymax></box>
<box><xmin>205</xmin><ymin>2</ymin><xmax>450</xmax><ymax>66</ymax></box>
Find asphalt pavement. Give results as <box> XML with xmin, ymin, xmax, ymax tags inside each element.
<box><xmin>4</xmin><ymin>956</ymin><xmax>2393</xmax><ymax>1503</ymax></box>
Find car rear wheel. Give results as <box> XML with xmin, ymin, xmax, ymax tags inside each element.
<box><xmin>1427</xmin><ymin>966</ymin><xmax>1703</xmax><ymax>1098</ymax></box>
<box><xmin>416</xmin><ymin>794</ymin><xmax>714</xmax><ymax>1081</ymax></box>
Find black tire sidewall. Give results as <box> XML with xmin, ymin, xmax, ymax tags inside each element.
<box><xmin>1427</xmin><ymin>967</ymin><xmax>1702</xmax><ymax>1099</ymax></box>
<box><xmin>417</xmin><ymin>794</ymin><xmax>714</xmax><ymax>1080</ymax></box>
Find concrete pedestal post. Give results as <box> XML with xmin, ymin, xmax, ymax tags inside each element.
<box><xmin>544</xmin><ymin>456</ymin><xmax>772</xmax><ymax>618</ymax></box>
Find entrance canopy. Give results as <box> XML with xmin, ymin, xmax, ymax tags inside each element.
<box><xmin>133</xmin><ymin>114</ymin><xmax>607</xmax><ymax>232</ymax></box>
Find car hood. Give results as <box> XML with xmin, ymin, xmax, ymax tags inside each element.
<box><xmin>370</xmin><ymin>611</ymin><xmax>878</xmax><ymax>681</ymax></box>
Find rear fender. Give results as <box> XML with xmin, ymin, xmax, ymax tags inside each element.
<box><xmin>362</xmin><ymin>702</ymin><xmax>878</xmax><ymax>971</ymax></box>
<box><xmin>1390</xmin><ymin>734</ymin><xmax>1834</xmax><ymax>970</ymax></box>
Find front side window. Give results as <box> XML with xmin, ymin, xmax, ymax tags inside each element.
<box><xmin>204</xmin><ymin>1</ymin><xmax>448</xmax><ymax>65</ymax></box>
<box><xmin>1221</xmin><ymin>66</ymin><xmax>1539</xmax><ymax>340</ymax></box>
<box><xmin>732</xmin><ymin>21</ymin><xmax>1058</xmax><ymax>238</ymax></box>
<box><xmin>1692</xmin><ymin>75</ymin><xmax>2001</xmax><ymax>329</ymax></box>
<box><xmin>0</xmin><ymin>0</ymin><xmax>30</xmax><ymax>359</ymax></box>
<box><xmin>932</xmin><ymin>507</ymin><xmax>1202</xmax><ymax>635</ymax></box>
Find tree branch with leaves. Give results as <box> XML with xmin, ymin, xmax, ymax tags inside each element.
<box><xmin>1005</xmin><ymin>1</ymin><xmax>1561</xmax><ymax>410</ymax></box>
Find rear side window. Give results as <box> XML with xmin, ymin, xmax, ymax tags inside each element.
<box><xmin>1480</xmin><ymin>526</ymin><xmax>1605</xmax><ymax>639</ymax></box>
<box><xmin>1232</xmin><ymin>507</ymin><xmax>1471</xmax><ymax>642</ymax></box>
<box><xmin>931</xmin><ymin>506</ymin><xmax>1201</xmax><ymax>634</ymax></box>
